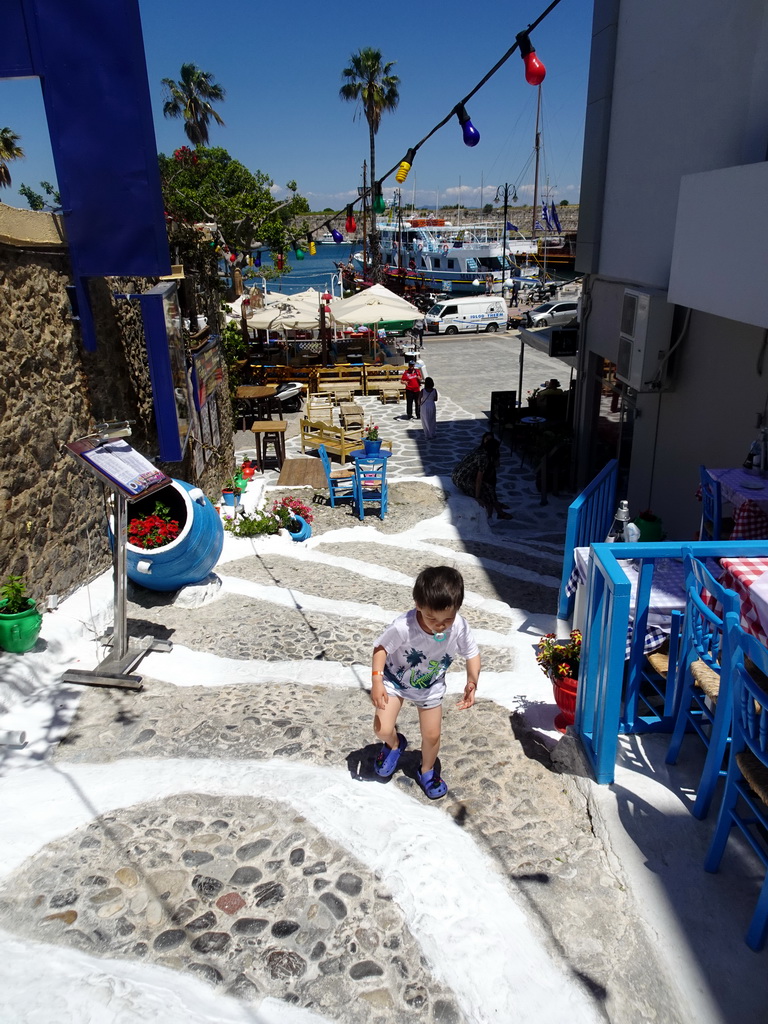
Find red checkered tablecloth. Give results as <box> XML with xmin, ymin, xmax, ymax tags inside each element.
<box><xmin>718</xmin><ymin>557</ymin><xmax>768</xmax><ymax>645</ymax></box>
<box><xmin>730</xmin><ymin>500</ymin><xmax>768</xmax><ymax>540</ymax></box>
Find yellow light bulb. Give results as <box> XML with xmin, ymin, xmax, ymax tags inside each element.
<box><xmin>396</xmin><ymin>160</ymin><xmax>412</xmax><ymax>183</ymax></box>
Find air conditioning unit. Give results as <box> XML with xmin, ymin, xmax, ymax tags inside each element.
<box><xmin>616</xmin><ymin>288</ymin><xmax>674</xmax><ymax>391</ymax></box>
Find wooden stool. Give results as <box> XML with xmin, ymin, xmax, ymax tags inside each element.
<box><xmin>251</xmin><ymin>419</ymin><xmax>287</xmax><ymax>470</ymax></box>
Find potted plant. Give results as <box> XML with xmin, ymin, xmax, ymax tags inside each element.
<box><xmin>224</xmin><ymin>495</ymin><xmax>314</xmax><ymax>541</ymax></box>
<box><xmin>363</xmin><ymin>422</ymin><xmax>382</xmax><ymax>455</ymax></box>
<box><xmin>221</xmin><ymin>474</ymin><xmax>243</xmax><ymax>508</ymax></box>
<box><xmin>535</xmin><ymin>629</ymin><xmax>582</xmax><ymax>733</ymax></box>
<box><xmin>0</xmin><ymin>574</ymin><xmax>43</xmax><ymax>653</ymax></box>
<box><xmin>275</xmin><ymin>495</ymin><xmax>314</xmax><ymax>542</ymax></box>
<box><xmin>127</xmin><ymin>500</ymin><xmax>181</xmax><ymax>549</ymax></box>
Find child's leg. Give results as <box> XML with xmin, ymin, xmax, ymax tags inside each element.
<box><xmin>374</xmin><ymin>695</ymin><xmax>404</xmax><ymax>749</ymax></box>
<box><xmin>417</xmin><ymin>704</ymin><xmax>443</xmax><ymax>772</ymax></box>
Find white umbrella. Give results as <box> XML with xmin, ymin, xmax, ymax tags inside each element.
<box><xmin>330</xmin><ymin>284</ymin><xmax>420</xmax><ymax>326</ymax></box>
<box><xmin>246</xmin><ymin>302</ymin><xmax>320</xmax><ymax>331</ymax></box>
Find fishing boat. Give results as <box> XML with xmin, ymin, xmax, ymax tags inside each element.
<box><xmin>353</xmin><ymin>218</ymin><xmax>540</xmax><ymax>296</ymax></box>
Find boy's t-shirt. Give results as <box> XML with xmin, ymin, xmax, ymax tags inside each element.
<box><xmin>375</xmin><ymin>609</ymin><xmax>479</xmax><ymax>707</ymax></box>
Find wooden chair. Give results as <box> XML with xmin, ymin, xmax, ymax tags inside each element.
<box><xmin>699</xmin><ymin>466</ymin><xmax>734</xmax><ymax>540</ymax></box>
<box><xmin>705</xmin><ymin>615</ymin><xmax>768</xmax><ymax>950</ymax></box>
<box><xmin>317</xmin><ymin>445</ymin><xmax>355</xmax><ymax>507</ymax></box>
<box><xmin>354</xmin><ymin>455</ymin><xmax>388</xmax><ymax>521</ymax></box>
<box><xmin>665</xmin><ymin>548</ymin><xmax>740</xmax><ymax>819</ymax></box>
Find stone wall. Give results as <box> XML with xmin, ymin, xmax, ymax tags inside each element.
<box><xmin>0</xmin><ymin>208</ymin><xmax>234</xmax><ymax>604</ymax></box>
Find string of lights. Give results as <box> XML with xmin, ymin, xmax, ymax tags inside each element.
<box><xmin>253</xmin><ymin>0</ymin><xmax>562</xmax><ymax>262</ymax></box>
<box><xmin>298</xmin><ymin>0</ymin><xmax>564</xmax><ymax>255</ymax></box>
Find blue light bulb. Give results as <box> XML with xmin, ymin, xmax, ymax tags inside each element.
<box><xmin>462</xmin><ymin>118</ymin><xmax>480</xmax><ymax>147</ymax></box>
<box><xmin>456</xmin><ymin>104</ymin><xmax>480</xmax><ymax>148</ymax></box>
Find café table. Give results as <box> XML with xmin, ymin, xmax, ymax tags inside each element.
<box><xmin>705</xmin><ymin>467</ymin><xmax>768</xmax><ymax>540</ymax></box>
<box><xmin>567</xmin><ymin>547</ymin><xmax>719</xmax><ymax>655</ymax></box>
<box><xmin>718</xmin><ymin>557</ymin><xmax>768</xmax><ymax>645</ymax></box>
<box><xmin>235</xmin><ymin>384</ymin><xmax>278</xmax><ymax>429</ymax></box>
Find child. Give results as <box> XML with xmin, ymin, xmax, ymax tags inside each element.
<box><xmin>420</xmin><ymin>376</ymin><xmax>438</xmax><ymax>440</ymax></box>
<box><xmin>370</xmin><ymin>566</ymin><xmax>480</xmax><ymax>799</ymax></box>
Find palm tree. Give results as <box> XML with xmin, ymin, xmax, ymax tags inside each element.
<box><xmin>0</xmin><ymin>128</ymin><xmax>24</xmax><ymax>191</ymax></box>
<box><xmin>340</xmin><ymin>48</ymin><xmax>399</xmax><ymax>281</ymax></box>
<box><xmin>161</xmin><ymin>63</ymin><xmax>226</xmax><ymax>147</ymax></box>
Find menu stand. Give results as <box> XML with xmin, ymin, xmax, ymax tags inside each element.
<box><xmin>62</xmin><ymin>424</ymin><xmax>174</xmax><ymax>690</ymax></box>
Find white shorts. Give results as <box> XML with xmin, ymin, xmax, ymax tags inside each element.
<box><xmin>383</xmin><ymin>676</ymin><xmax>446</xmax><ymax>710</ymax></box>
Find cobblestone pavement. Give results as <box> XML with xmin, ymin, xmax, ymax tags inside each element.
<box><xmin>0</xmin><ymin>334</ymin><xmax>691</xmax><ymax>1023</ymax></box>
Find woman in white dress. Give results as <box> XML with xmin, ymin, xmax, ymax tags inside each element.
<box><xmin>420</xmin><ymin>376</ymin><xmax>438</xmax><ymax>440</ymax></box>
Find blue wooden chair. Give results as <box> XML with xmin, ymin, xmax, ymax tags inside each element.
<box><xmin>705</xmin><ymin>615</ymin><xmax>768</xmax><ymax>950</ymax></box>
<box><xmin>317</xmin><ymin>444</ymin><xmax>355</xmax><ymax>508</ymax></box>
<box><xmin>699</xmin><ymin>466</ymin><xmax>733</xmax><ymax>541</ymax></box>
<box><xmin>353</xmin><ymin>456</ymin><xmax>388</xmax><ymax>521</ymax></box>
<box><xmin>665</xmin><ymin>547</ymin><xmax>740</xmax><ymax>818</ymax></box>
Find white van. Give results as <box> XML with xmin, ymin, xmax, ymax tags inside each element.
<box><xmin>425</xmin><ymin>296</ymin><xmax>507</xmax><ymax>334</ymax></box>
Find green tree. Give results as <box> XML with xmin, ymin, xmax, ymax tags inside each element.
<box><xmin>559</xmin><ymin>199</ymin><xmax>569</xmax><ymax>206</ymax></box>
<box><xmin>159</xmin><ymin>147</ymin><xmax>308</xmax><ymax>252</ymax></box>
<box><xmin>18</xmin><ymin>180</ymin><xmax>61</xmax><ymax>211</ymax></box>
<box><xmin>483</xmin><ymin>203</ymin><xmax>494</xmax><ymax>215</ymax></box>
<box><xmin>339</xmin><ymin>47</ymin><xmax>399</xmax><ymax>282</ymax></box>
<box><xmin>0</xmin><ymin>127</ymin><xmax>24</xmax><ymax>191</ymax></box>
<box><xmin>162</xmin><ymin>64</ymin><xmax>226</xmax><ymax>147</ymax></box>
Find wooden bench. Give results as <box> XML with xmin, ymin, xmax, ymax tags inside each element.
<box><xmin>364</xmin><ymin>365</ymin><xmax>406</xmax><ymax>395</ymax></box>
<box><xmin>299</xmin><ymin>418</ymin><xmax>363</xmax><ymax>464</ymax></box>
<box><xmin>314</xmin><ymin>366</ymin><xmax>364</xmax><ymax>394</ymax></box>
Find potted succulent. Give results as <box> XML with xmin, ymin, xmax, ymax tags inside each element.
<box><xmin>363</xmin><ymin>422</ymin><xmax>382</xmax><ymax>455</ymax></box>
<box><xmin>535</xmin><ymin>630</ymin><xmax>582</xmax><ymax>733</ymax></box>
<box><xmin>0</xmin><ymin>574</ymin><xmax>43</xmax><ymax>653</ymax></box>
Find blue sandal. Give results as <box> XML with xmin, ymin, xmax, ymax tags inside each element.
<box><xmin>374</xmin><ymin>734</ymin><xmax>407</xmax><ymax>777</ymax></box>
<box><xmin>417</xmin><ymin>766</ymin><xmax>448</xmax><ymax>799</ymax></box>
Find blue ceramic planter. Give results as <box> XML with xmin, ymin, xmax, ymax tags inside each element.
<box><xmin>125</xmin><ymin>479</ymin><xmax>224</xmax><ymax>592</ymax></box>
<box><xmin>289</xmin><ymin>515</ymin><xmax>312</xmax><ymax>542</ymax></box>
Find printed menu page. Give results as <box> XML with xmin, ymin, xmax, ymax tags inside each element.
<box><xmin>67</xmin><ymin>438</ymin><xmax>171</xmax><ymax>497</ymax></box>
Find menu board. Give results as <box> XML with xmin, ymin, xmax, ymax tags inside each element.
<box><xmin>66</xmin><ymin>437</ymin><xmax>171</xmax><ymax>499</ymax></box>
<box><xmin>191</xmin><ymin>335</ymin><xmax>224</xmax><ymax>411</ymax></box>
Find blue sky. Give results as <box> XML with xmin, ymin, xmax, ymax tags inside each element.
<box><xmin>3</xmin><ymin>0</ymin><xmax>592</xmax><ymax>214</ymax></box>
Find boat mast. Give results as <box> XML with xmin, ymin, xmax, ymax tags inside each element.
<box><xmin>530</xmin><ymin>85</ymin><xmax>542</xmax><ymax>240</ymax></box>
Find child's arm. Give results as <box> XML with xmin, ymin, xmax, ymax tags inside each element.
<box><xmin>456</xmin><ymin>653</ymin><xmax>481</xmax><ymax>709</ymax></box>
<box><xmin>371</xmin><ymin>644</ymin><xmax>389</xmax><ymax>709</ymax></box>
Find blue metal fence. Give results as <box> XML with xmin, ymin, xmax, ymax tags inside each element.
<box><xmin>557</xmin><ymin>459</ymin><xmax>618</xmax><ymax>619</ymax></box>
<box><xmin>575</xmin><ymin>539</ymin><xmax>768</xmax><ymax>784</ymax></box>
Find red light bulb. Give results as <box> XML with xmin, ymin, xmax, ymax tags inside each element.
<box><xmin>516</xmin><ymin>31</ymin><xmax>546</xmax><ymax>86</ymax></box>
<box><xmin>523</xmin><ymin>51</ymin><xmax>546</xmax><ymax>86</ymax></box>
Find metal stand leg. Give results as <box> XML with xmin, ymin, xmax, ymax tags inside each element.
<box><xmin>62</xmin><ymin>492</ymin><xmax>171</xmax><ymax>690</ymax></box>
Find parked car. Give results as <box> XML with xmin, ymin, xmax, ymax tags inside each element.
<box><xmin>525</xmin><ymin>300</ymin><xmax>579</xmax><ymax>328</ymax></box>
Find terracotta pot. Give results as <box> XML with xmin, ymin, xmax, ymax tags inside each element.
<box><xmin>552</xmin><ymin>673</ymin><xmax>578</xmax><ymax>733</ymax></box>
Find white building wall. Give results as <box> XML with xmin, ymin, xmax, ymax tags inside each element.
<box><xmin>598</xmin><ymin>0</ymin><xmax>768</xmax><ymax>287</ymax></box>
<box><xmin>575</xmin><ymin>0</ymin><xmax>768</xmax><ymax>536</ymax></box>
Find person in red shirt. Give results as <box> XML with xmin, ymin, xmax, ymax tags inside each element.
<box><xmin>401</xmin><ymin>360</ymin><xmax>423</xmax><ymax>419</ymax></box>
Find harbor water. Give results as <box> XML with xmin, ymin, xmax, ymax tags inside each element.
<box><xmin>235</xmin><ymin>243</ymin><xmax>356</xmax><ymax>297</ymax></box>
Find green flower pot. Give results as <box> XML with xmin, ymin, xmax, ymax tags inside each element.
<box><xmin>0</xmin><ymin>599</ymin><xmax>43</xmax><ymax>653</ymax></box>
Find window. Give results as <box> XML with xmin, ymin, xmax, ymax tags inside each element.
<box><xmin>447</xmin><ymin>259</ymin><xmax>454</xmax><ymax>269</ymax></box>
<box><xmin>434</xmin><ymin>258</ymin><xmax>441</xmax><ymax>269</ymax></box>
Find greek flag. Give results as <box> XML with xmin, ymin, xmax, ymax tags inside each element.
<box><xmin>541</xmin><ymin>203</ymin><xmax>553</xmax><ymax>230</ymax></box>
<box><xmin>551</xmin><ymin>202</ymin><xmax>562</xmax><ymax>233</ymax></box>
<box><xmin>535</xmin><ymin>220</ymin><xmax>545</xmax><ymax>231</ymax></box>
<box><xmin>506</xmin><ymin>222</ymin><xmax>518</xmax><ymax>232</ymax></box>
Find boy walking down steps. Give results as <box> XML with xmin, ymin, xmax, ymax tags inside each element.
<box><xmin>370</xmin><ymin>567</ymin><xmax>480</xmax><ymax>800</ymax></box>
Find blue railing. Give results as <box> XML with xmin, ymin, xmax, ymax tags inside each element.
<box><xmin>575</xmin><ymin>539</ymin><xmax>768</xmax><ymax>784</ymax></box>
<box><xmin>557</xmin><ymin>459</ymin><xmax>618</xmax><ymax>619</ymax></box>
